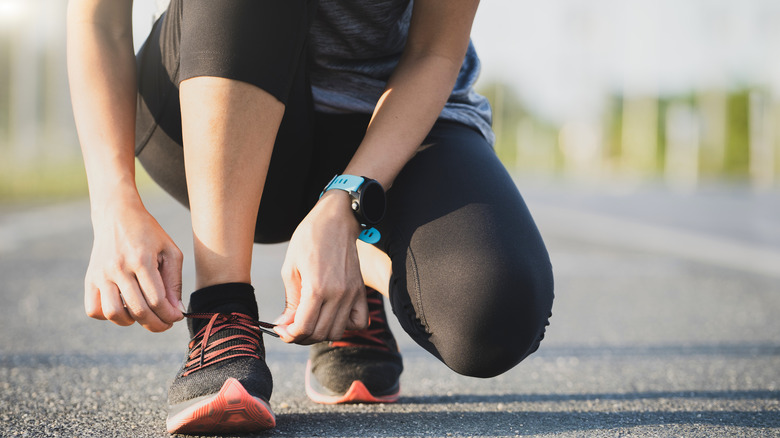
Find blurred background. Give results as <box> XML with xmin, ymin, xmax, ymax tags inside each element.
<box><xmin>1</xmin><ymin>0</ymin><xmax>779</xmax><ymax>200</ymax></box>
<box><xmin>2</xmin><ymin>4</ymin><xmax>778</xmax><ymax>436</ymax></box>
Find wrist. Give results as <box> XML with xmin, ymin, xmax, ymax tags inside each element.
<box><xmin>319</xmin><ymin>174</ymin><xmax>385</xmax><ymax>245</ymax></box>
<box><xmin>320</xmin><ymin>174</ymin><xmax>386</xmax><ymax>226</ymax></box>
<box><xmin>89</xmin><ymin>183</ymin><xmax>144</xmax><ymax>226</ymax></box>
<box><xmin>318</xmin><ymin>190</ymin><xmax>363</xmax><ymax>236</ymax></box>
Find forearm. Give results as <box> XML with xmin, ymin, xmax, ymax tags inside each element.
<box><xmin>66</xmin><ymin>0</ymin><xmax>140</xmax><ymax>219</ymax></box>
<box><xmin>344</xmin><ymin>0</ymin><xmax>479</xmax><ymax>189</ymax></box>
<box><xmin>344</xmin><ymin>52</ymin><xmax>461</xmax><ymax>189</ymax></box>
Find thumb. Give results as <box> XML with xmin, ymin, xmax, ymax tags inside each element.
<box><xmin>159</xmin><ymin>248</ymin><xmax>184</xmax><ymax>315</ymax></box>
<box><xmin>346</xmin><ymin>291</ymin><xmax>369</xmax><ymax>331</ymax></box>
<box><xmin>274</xmin><ymin>284</ymin><xmax>300</xmax><ymax>326</ymax></box>
<box><xmin>272</xmin><ymin>302</ymin><xmax>297</xmax><ymax>341</ymax></box>
<box><xmin>273</xmin><ymin>306</ymin><xmax>296</xmax><ymax>326</ymax></box>
<box><xmin>276</xmin><ymin>263</ymin><xmax>302</xmax><ymax>325</ymax></box>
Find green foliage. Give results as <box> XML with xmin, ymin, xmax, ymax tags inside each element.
<box><xmin>0</xmin><ymin>158</ymin><xmax>157</xmax><ymax>202</ymax></box>
<box><xmin>0</xmin><ymin>81</ymin><xmax>771</xmax><ymax>202</ymax></box>
<box><xmin>0</xmin><ymin>161</ymin><xmax>88</xmax><ymax>201</ymax></box>
<box><xmin>478</xmin><ymin>82</ymin><xmax>523</xmax><ymax>164</ymax></box>
<box><xmin>605</xmin><ymin>95</ymin><xmax>623</xmax><ymax>162</ymax></box>
<box><xmin>477</xmin><ymin>81</ymin><xmax>560</xmax><ymax>172</ymax></box>
<box><xmin>481</xmin><ymin>80</ymin><xmax>768</xmax><ymax>182</ymax></box>
<box><xmin>724</xmin><ymin>90</ymin><xmax>751</xmax><ymax>177</ymax></box>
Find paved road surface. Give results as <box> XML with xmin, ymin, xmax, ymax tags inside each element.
<box><xmin>1</xmin><ymin>178</ymin><xmax>778</xmax><ymax>437</ymax></box>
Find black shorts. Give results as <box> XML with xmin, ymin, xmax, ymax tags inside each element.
<box><xmin>135</xmin><ymin>0</ymin><xmax>554</xmax><ymax>378</ymax></box>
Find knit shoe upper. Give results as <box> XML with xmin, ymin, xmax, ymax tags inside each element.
<box><xmin>166</xmin><ymin>312</ymin><xmax>277</xmax><ymax>434</ymax></box>
<box><xmin>307</xmin><ymin>289</ymin><xmax>403</xmax><ymax>404</ymax></box>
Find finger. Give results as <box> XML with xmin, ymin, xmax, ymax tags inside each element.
<box><xmin>276</xmin><ymin>263</ymin><xmax>302</xmax><ymax>327</ymax></box>
<box><xmin>136</xmin><ymin>258</ymin><xmax>181</xmax><ymax>324</ymax></box>
<box><xmin>273</xmin><ymin>301</ymin><xmax>297</xmax><ymax>340</ymax></box>
<box><xmin>84</xmin><ymin>282</ymin><xmax>107</xmax><ymax>320</ymax></box>
<box><xmin>98</xmin><ymin>282</ymin><xmax>134</xmax><ymax>326</ymax></box>
<box><xmin>273</xmin><ymin>306</ymin><xmax>295</xmax><ymax>327</ymax></box>
<box><xmin>273</xmin><ymin>324</ymin><xmax>292</xmax><ymax>341</ymax></box>
<box><xmin>325</xmin><ymin>286</ymin><xmax>364</xmax><ymax>340</ymax></box>
<box><xmin>283</xmin><ymin>285</ymin><xmax>323</xmax><ymax>344</ymax></box>
<box><xmin>345</xmin><ymin>290</ymin><xmax>369</xmax><ymax>331</ymax></box>
<box><xmin>160</xmin><ymin>247</ymin><xmax>185</xmax><ymax>315</ymax></box>
<box><xmin>327</xmin><ymin>300</ymin><xmax>352</xmax><ymax>341</ymax></box>
<box><xmin>114</xmin><ymin>273</ymin><xmax>171</xmax><ymax>332</ymax></box>
<box><xmin>301</xmin><ymin>288</ymin><xmax>351</xmax><ymax>344</ymax></box>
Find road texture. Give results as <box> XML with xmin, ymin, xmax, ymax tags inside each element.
<box><xmin>1</xmin><ymin>177</ymin><xmax>779</xmax><ymax>437</ymax></box>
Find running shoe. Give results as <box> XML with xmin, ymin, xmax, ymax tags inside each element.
<box><xmin>306</xmin><ymin>288</ymin><xmax>403</xmax><ymax>404</ymax></box>
<box><xmin>166</xmin><ymin>312</ymin><xmax>278</xmax><ymax>434</ymax></box>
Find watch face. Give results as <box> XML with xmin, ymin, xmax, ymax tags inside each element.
<box><xmin>359</xmin><ymin>180</ymin><xmax>386</xmax><ymax>225</ymax></box>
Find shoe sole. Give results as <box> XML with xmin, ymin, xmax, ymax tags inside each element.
<box><xmin>166</xmin><ymin>378</ymin><xmax>276</xmax><ymax>434</ymax></box>
<box><xmin>304</xmin><ymin>359</ymin><xmax>400</xmax><ymax>404</ymax></box>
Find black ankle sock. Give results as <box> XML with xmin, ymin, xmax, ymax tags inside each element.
<box><xmin>187</xmin><ymin>282</ymin><xmax>258</xmax><ymax>336</ymax></box>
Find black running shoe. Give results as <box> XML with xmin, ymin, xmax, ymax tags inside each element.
<box><xmin>166</xmin><ymin>312</ymin><xmax>278</xmax><ymax>434</ymax></box>
<box><xmin>306</xmin><ymin>288</ymin><xmax>403</xmax><ymax>404</ymax></box>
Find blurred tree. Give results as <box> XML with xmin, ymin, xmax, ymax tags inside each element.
<box><xmin>725</xmin><ymin>89</ymin><xmax>751</xmax><ymax>178</ymax></box>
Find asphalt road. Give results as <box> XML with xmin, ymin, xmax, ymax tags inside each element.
<box><xmin>1</xmin><ymin>178</ymin><xmax>779</xmax><ymax>437</ymax></box>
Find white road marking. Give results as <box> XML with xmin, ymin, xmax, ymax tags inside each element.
<box><xmin>3</xmin><ymin>197</ymin><xmax>779</xmax><ymax>279</ymax></box>
<box><xmin>0</xmin><ymin>200</ymin><xmax>91</xmax><ymax>254</ymax></box>
<box><xmin>531</xmin><ymin>203</ymin><xmax>780</xmax><ymax>278</ymax></box>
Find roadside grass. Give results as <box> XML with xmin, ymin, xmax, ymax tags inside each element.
<box><xmin>0</xmin><ymin>160</ymin><xmax>155</xmax><ymax>203</ymax></box>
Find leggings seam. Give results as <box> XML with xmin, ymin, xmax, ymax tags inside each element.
<box><xmin>136</xmin><ymin>3</ymin><xmax>181</xmax><ymax>156</ymax></box>
<box><xmin>136</xmin><ymin>61</ymin><xmax>180</xmax><ymax>156</ymax></box>
<box><xmin>402</xmin><ymin>226</ymin><xmax>428</xmax><ymax>333</ymax></box>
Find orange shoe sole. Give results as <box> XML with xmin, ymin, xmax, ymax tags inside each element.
<box><xmin>304</xmin><ymin>359</ymin><xmax>400</xmax><ymax>405</ymax></box>
<box><xmin>166</xmin><ymin>377</ymin><xmax>276</xmax><ymax>434</ymax></box>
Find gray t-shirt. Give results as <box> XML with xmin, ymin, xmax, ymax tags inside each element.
<box><xmin>310</xmin><ymin>0</ymin><xmax>495</xmax><ymax>144</ymax></box>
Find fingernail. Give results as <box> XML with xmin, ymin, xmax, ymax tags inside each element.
<box><xmin>177</xmin><ymin>300</ymin><xmax>186</xmax><ymax>313</ymax></box>
<box><xmin>274</xmin><ymin>325</ymin><xmax>289</xmax><ymax>340</ymax></box>
<box><xmin>273</xmin><ymin>313</ymin><xmax>290</xmax><ymax>325</ymax></box>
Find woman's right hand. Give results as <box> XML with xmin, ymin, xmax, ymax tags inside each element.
<box><xmin>67</xmin><ymin>0</ymin><xmax>182</xmax><ymax>331</ymax></box>
<box><xmin>84</xmin><ymin>198</ymin><xmax>184</xmax><ymax>332</ymax></box>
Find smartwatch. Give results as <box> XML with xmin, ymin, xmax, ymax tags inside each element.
<box><xmin>321</xmin><ymin>174</ymin><xmax>386</xmax><ymax>244</ymax></box>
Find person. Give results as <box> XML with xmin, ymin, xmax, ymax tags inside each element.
<box><xmin>67</xmin><ymin>0</ymin><xmax>554</xmax><ymax>434</ymax></box>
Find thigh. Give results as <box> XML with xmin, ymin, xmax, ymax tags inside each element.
<box><xmin>135</xmin><ymin>1</ymin><xmax>186</xmax><ymax>205</ymax></box>
<box><xmin>378</xmin><ymin>121</ymin><xmax>555</xmax><ymax>377</ymax></box>
<box><xmin>135</xmin><ymin>0</ymin><xmax>318</xmax><ymax>243</ymax></box>
<box><xmin>178</xmin><ymin>0</ymin><xmax>316</xmax><ymax>103</ymax></box>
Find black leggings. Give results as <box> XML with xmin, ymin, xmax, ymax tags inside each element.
<box><xmin>135</xmin><ymin>0</ymin><xmax>554</xmax><ymax>378</ymax></box>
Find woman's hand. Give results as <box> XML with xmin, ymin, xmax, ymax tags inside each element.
<box><xmin>275</xmin><ymin>191</ymin><xmax>369</xmax><ymax>344</ymax></box>
<box><xmin>68</xmin><ymin>0</ymin><xmax>181</xmax><ymax>332</ymax></box>
<box><xmin>84</xmin><ymin>197</ymin><xmax>184</xmax><ymax>332</ymax></box>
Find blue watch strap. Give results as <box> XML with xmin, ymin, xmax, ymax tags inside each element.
<box><xmin>321</xmin><ymin>174</ymin><xmax>365</xmax><ymax>197</ymax></box>
<box><xmin>320</xmin><ymin>174</ymin><xmax>382</xmax><ymax>244</ymax></box>
<box><xmin>359</xmin><ymin>228</ymin><xmax>381</xmax><ymax>244</ymax></box>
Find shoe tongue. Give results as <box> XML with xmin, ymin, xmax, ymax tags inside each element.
<box><xmin>187</xmin><ymin>283</ymin><xmax>259</xmax><ymax>336</ymax></box>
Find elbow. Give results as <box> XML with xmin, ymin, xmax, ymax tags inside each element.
<box><xmin>67</xmin><ymin>0</ymin><xmax>134</xmax><ymax>41</ymax></box>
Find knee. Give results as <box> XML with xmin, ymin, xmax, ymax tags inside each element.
<box><xmin>426</xmin><ymin>257</ymin><xmax>554</xmax><ymax>378</ymax></box>
<box><xmin>435</xmin><ymin>303</ymin><xmax>551</xmax><ymax>378</ymax></box>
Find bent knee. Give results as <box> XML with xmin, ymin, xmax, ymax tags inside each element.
<box><xmin>433</xmin><ymin>309</ymin><xmax>550</xmax><ymax>378</ymax></box>
<box><xmin>424</xmin><ymin>269</ymin><xmax>554</xmax><ymax>378</ymax></box>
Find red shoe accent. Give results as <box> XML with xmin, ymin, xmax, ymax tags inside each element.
<box><xmin>166</xmin><ymin>378</ymin><xmax>276</xmax><ymax>434</ymax></box>
<box><xmin>304</xmin><ymin>360</ymin><xmax>400</xmax><ymax>405</ymax></box>
<box><xmin>181</xmin><ymin>312</ymin><xmax>278</xmax><ymax>377</ymax></box>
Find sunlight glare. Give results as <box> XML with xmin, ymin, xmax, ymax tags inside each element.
<box><xmin>0</xmin><ymin>0</ymin><xmax>30</xmax><ymax>26</ymax></box>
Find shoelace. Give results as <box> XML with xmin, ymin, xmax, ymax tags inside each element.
<box><xmin>332</xmin><ymin>294</ymin><xmax>393</xmax><ymax>351</ymax></box>
<box><xmin>181</xmin><ymin>312</ymin><xmax>278</xmax><ymax>377</ymax></box>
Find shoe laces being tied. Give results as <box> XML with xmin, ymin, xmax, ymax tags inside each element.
<box><xmin>331</xmin><ymin>294</ymin><xmax>395</xmax><ymax>352</ymax></box>
<box><xmin>181</xmin><ymin>312</ymin><xmax>278</xmax><ymax>377</ymax></box>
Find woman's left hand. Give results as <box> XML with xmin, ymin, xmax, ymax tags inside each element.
<box><xmin>274</xmin><ymin>190</ymin><xmax>369</xmax><ymax>344</ymax></box>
